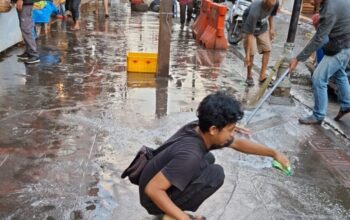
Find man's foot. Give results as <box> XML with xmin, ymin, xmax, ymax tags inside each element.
<box><xmin>25</xmin><ymin>56</ymin><xmax>40</xmax><ymax>64</ymax></box>
<box><xmin>259</xmin><ymin>77</ymin><xmax>273</xmax><ymax>87</ymax></box>
<box><xmin>180</xmin><ymin>23</ymin><xmax>184</xmax><ymax>29</ymax></box>
<box><xmin>71</xmin><ymin>23</ymin><xmax>81</xmax><ymax>31</ymax></box>
<box><xmin>188</xmin><ymin>214</ymin><xmax>206</xmax><ymax>220</ymax></box>
<box><xmin>245</xmin><ymin>78</ymin><xmax>255</xmax><ymax>86</ymax></box>
<box><xmin>334</xmin><ymin>107</ymin><xmax>350</xmax><ymax>121</ymax></box>
<box><xmin>161</xmin><ymin>214</ymin><xmax>206</xmax><ymax>220</ymax></box>
<box><xmin>17</xmin><ymin>53</ymin><xmax>30</xmax><ymax>60</ymax></box>
<box><xmin>186</xmin><ymin>20</ymin><xmax>190</xmax><ymax>26</ymax></box>
<box><xmin>298</xmin><ymin>115</ymin><xmax>323</xmax><ymax>125</ymax></box>
<box><xmin>70</xmin><ymin>26</ymin><xmax>80</xmax><ymax>31</ymax></box>
<box><xmin>105</xmin><ymin>14</ymin><xmax>109</xmax><ymax>18</ymax></box>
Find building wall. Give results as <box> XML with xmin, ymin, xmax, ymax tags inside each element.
<box><xmin>0</xmin><ymin>7</ymin><xmax>22</xmax><ymax>53</ymax></box>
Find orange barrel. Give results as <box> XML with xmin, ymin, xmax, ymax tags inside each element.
<box><xmin>199</xmin><ymin>2</ymin><xmax>228</xmax><ymax>50</ymax></box>
<box><xmin>192</xmin><ymin>0</ymin><xmax>212</xmax><ymax>41</ymax></box>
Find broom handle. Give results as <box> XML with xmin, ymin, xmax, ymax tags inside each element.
<box><xmin>243</xmin><ymin>68</ymin><xmax>290</xmax><ymax>126</ymax></box>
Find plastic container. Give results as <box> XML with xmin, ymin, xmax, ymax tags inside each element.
<box><xmin>127</xmin><ymin>52</ymin><xmax>157</xmax><ymax>73</ymax></box>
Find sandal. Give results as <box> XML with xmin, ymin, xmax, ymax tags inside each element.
<box><xmin>161</xmin><ymin>214</ymin><xmax>206</xmax><ymax>220</ymax></box>
<box><xmin>188</xmin><ymin>214</ymin><xmax>206</xmax><ymax>220</ymax></box>
<box><xmin>258</xmin><ymin>77</ymin><xmax>267</xmax><ymax>83</ymax></box>
<box><xmin>245</xmin><ymin>78</ymin><xmax>255</xmax><ymax>86</ymax></box>
<box><xmin>259</xmin><ymin>77</ymin><xmax>273</xmax><ymax>87</ymax></box>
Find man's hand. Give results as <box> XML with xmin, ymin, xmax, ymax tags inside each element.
<box><xmin>273</xmin><ymin>151</ymin><xmax>290</xmax><ymax>168</ymax></box>
<box><xmin>269</xmin><ymin>29</ymin><xmax>275</xmax><ymax>40</ymax></box>
<box><xmin>178</xmin><ymin>214</ymin><xmax>191</xmax><ymax>220</ymax></box>
<box><xmin>289</xmin><ymin>58</ymin><xmax>299</xmax><ymax>72</ymax></box>
<box><xmin>235</xmin><ymin>125</ymin><xmax>252</xmax><ymax>135</ymax></box>
<box><xmin>145</xmin><ymin>171</ymin><xmax>189</xmax><ymax>220</ymax></box>
<box><xmin>16</xmin><ymin>0</ymin><xmax>23</xmax><ymax>11</ymax></box>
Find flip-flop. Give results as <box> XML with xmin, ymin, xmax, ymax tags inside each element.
<box><xmin>258</xmin><ymin>77</ymin><xmax>267</xmax><ymax>83</ymax></box>
<box><xmin>161</xmin><ymin>214</ymin><xmax>206</xmax><ymax>220</ymax></box>
<box><xmin>245</xmin><ymin>78</ymin><xmax>255</xmax><ymax>86</ymax></box>
<box><xmin>188</xmin><ymin>214</ymin><xmax>206</xmax><ymax>220</ymax></box>
<box><xmin>259</xmin><ymin>77</ymin><xmax>273</xmax><ymax>87</ymax></box>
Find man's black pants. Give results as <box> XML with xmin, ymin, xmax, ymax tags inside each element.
<box><xmin>141</xmin><ymin>152</ymin><xmax>225</xmax><ymax>214</ymax></box>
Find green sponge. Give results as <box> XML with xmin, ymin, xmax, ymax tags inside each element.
<box><xmin>272</xmin><ymin>160</ymin><xmax>292</xmax><ymax>176</ymax></box>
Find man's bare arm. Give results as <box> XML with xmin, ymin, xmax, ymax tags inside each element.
<box><xmin>144</xmin><ymin>171</ymin><xmax>190</xmax><ymax>220</ymax></box>
<box><xmin>230</xmin><ymin>138</ymin><xmax>289</xmax><ymax>167</ymax></box>
<box><xmin>268</xmin><ymin>16</ymin><xmax>275</xmax><ymax>40</ymax></box>
<box><xmin>245</xmin><ymin>34</ymin><xmax>255</xmax><ymax>66</ymax></box>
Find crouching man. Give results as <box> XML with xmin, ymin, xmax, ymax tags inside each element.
<box><xmin>139</xmin><ymin>91</ymin><xmax>289</xmax><ymax>220</ymax></box>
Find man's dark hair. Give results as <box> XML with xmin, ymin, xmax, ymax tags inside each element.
<box><xmin>197</xmin><ymin>91</ymin><xmax>244</xmax><ymax>132</ymax></box>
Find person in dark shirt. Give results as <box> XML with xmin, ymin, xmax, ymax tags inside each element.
<box><xmin>289</xmin><ymin>0</ymin><xmax>350</xmax><ymax>124</ymax></box>
<box><xmin>242</xmin><ymin>0</ymin><xmax>279</xmax><ymax>86</ymax></box>
<box><xmin>139</xmin><ymin>91</ymin><xmax>289</xmax><ymax>220</ymax></box>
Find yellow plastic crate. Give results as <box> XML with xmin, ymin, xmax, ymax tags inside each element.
<box><xmin>127</xmin><ymin>52</ymin><xmax>158</xmax><ymax>73</ymax></box>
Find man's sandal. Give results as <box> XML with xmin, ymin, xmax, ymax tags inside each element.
<box><xmin>188</xmin><ymin>214</ymin><xmax>206</xmax><ymax>220</ymax></box>
<box><xmin>162</xmin><ymin>214</ymin><xmax>206</xmax><ymax>220</ymax></box>
<box><xmin>245</xmin><ymin>78</ymin><xmax>255</xmax><ymax>86</ymax></box>
<box><xmin>259</xmin><ymin>77</ymin><xmax>273</xmax><ymax>87</ymax></box>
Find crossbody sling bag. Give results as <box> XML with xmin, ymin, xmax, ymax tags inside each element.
<box><xmin>323</xmin><ymin>33</ymin><xmax>350</xmax><ymax>56</ymax></box>
<box><xmin>121</xmin><ymin>136</ymin><xmax>183</xmax><ymax>185</ymax></box>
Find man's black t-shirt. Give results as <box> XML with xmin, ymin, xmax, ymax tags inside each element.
<box><xmin>139</xmin><ymin>121</ymin><xmax>208</xmax><ymax>204</ymax></box>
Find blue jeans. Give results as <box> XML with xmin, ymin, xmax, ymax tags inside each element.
<box><xmin>312</xmin><ymin>47</ymin><xmax>350</xmax><ymax>120</ymax></box>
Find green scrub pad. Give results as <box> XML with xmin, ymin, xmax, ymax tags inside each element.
<box><xmin>272</xmin><ymin>160</ymin><xmax>292</xmax><ymax>176</ymax></box>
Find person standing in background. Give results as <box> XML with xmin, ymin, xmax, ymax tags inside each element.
<box><xmin>178</xmin><ymin>0</ymin><xmax>193</xmax><ymax>29</ymax></box>
<box><xmin>94</xmin><ymin>0</ymin><xmax>109</xmax><ymax>18</ymax></box>
<box><xmin>242</xmin><ymin>0</ymin><xmax>279</xmax><ymax>86</ymax></box>
<box><xmin>66</xmin><ymin>0</ymin><xmax>81</xmax><ymax>30</ymax></box>
<box><xmin>289</xmin><ymin>0</ymin><xmax>350</xmax><ymax>124</ymax></box>
<box><xmin>15</xmin><ymin>0</ymin><xmax>40</xmax><ymax>64</ymax></box>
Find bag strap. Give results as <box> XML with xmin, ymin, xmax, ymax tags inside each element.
<box><xmin>153</xmin><ymin>122</ymin><xmax>199</xmax><ymax>156</ymax></box>
<box><xmin>152</xmin><ymin>135</ymin><xmax>184</xmax><ymax>156</ymax></box>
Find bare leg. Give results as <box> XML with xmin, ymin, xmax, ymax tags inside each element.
<box><xmin>104</xmin><ymin>0</ymin><xmax>109</xmax><ymax>16</ymax></box>
<box><xmin>94</xmin><ymin>0</ymin><xmax>99</xmax><ymax>14</ymax></box>
<box><xmin>260</xmin><ymin>51</ymin><xmax>270</xmax><ymax>81</ymax></box>
<box><xmin>247</xmin><ymin>55</ymin><xmax>254</xmax><ymax>79</ymax></box>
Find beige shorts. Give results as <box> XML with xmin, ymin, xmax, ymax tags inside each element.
<box><xmin>243</xmin><ymin>31</ymin><xmax>271</xmax><ymax>55</ymax></box>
